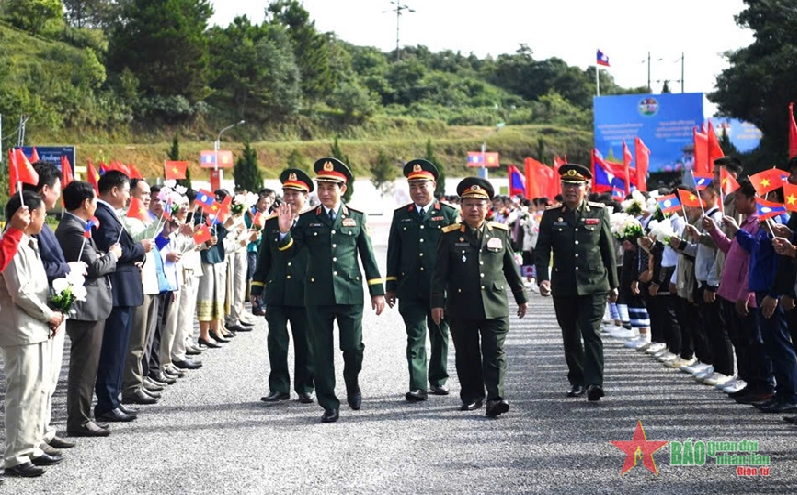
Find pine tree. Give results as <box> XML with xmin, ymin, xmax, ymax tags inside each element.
<box><xmin>370</xmin><ymin>149</ymin><xmax>394</xmax><ymax>196</ymax></box>
<box><xmin>537</xmin><ymin>137</ymin><xmax>546</xmax><ymax>164</ymax></box>
<box><xmin>286</xmin><ymin>148</ymin><xmax>309</xmax><ymax>173</ymax></box>
<box><xmin>425</xmin><ymin>139</ymin><xmax>446</xmax><ymax>198</ymax></box>
<box><xmin>234</xmin><ymin>140</ymin><xmax>263</xmax><ymax>191</ymax></box>
<box><xmin>330</xmin><ymin>136</ymin><xmax>354</xmax><ymax>203</ymax></box>
<box><xmin>167</xmin><ymin>135</ymin><xmax>192</xmax><ymax>189</ymax></box>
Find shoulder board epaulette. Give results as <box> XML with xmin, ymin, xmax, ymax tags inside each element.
<box><xmin>441</xmin><ymin>223</ymin><xmax>461</xmax><ymax>233</ymax></box>
<box><xmin>266</xmin><ymin>213</ymin><xmax>278</xmax><ymax>221</ymax></box>
<box><xmin>545</xmin><ymin>205</ymin><xmax>558</xmax><ymax>210</ymax></box>
<box><xmin>346</xmin><ymin>206</ymin><xmax>363</xmax><ymax>214</ymax></box>
<box><xmin>489</xmin><ymin>222</ymin><xmax>509</xmax><ymax>230</ymax></box>
<box><xmin>588</xmin><ymin>201</ymin><xmax>605</xmax><ymax>208</ymax></box>
<box><xmin>440</xmin><ymin>203</ymin><xmax>457</xmax><ymax>211</ymax></box>
<box><xmin>300</xmin><ymin>209</ymin><xmax>316</xmax><ymax>216</ymax></box>
<box><xmin>395</xmin><ymin>203</ymin><xmax>412</xmax><ymax>212</ymax></box>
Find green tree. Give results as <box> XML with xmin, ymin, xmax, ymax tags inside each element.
<box><xmin>107</xmin><ymin>0</ymin><xmax>213</xmax><ymax>102</ymax></box>
<box><xmin>425</xmin><ymin>139</ymin><xmax>446</xmax><ymax>198</ymax></box>
<box><xmin>286</xmin><ymin>148</ymin><xmax>309</xmax><ymax>173</ymax></box>
<box><xmin>63</xmin><ymin>0</ymin><xmax>115</xmax><ymax>28</ymax></box>
<box><xmin>2</xmin><ymin>0</ymin><xmax>64</xmax><ymax>35</ymax></box>
<box><xmin>267</xmin><ymin>0</ymin><xmax>334</xmax><ymax>107</ymax></box>
<box><xmin>370</xmin><ymin>150</ymin><xmax>394</xmax><ymax>195</ymax></box>
<box><xmin>711</xmin><ymin>0</ymin><xmax>797</xmax><ymax>168</ymax></box>
<box><xmin>167</xmin><ymin>135</ymin><xmax>192</xmax><ymax>189</ymax></box>
<box><xmin>330</xmin><ymin>137</ymin><xmax>354</xmax><ymax>203</ymax></box>
<box><xmin>537</xmin><ymin>137</ymin><xmax>546</xmax><ymax>164</ymax></box>
<box><xmin>234</xmin><ymin>140</ymin><xmax>263</xmax><ymax>191</ymax></box>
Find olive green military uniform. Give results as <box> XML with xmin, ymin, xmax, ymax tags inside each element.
<box><xmin>431</xmin><ymin>221</ymin><xmax>528</xmax><ymax>404</ymax></box>
<box><xmin>250</xmin><ymin>214</ymin><xmax>314</xmax><ymax>397</ymax></box>
<box><xmin>278</xmin><ymin>204</ymin><xmax>384</xmax><ymax>411</ymax></box>
<box><xmin>533</xmin><ymin>200</ymin><xmax>619</xmax><ymax>388</ymax></box>
<box><xmin>386</xmin><ymin>200</ymin><xmax>459</xmax><ymax>392</ymax></box>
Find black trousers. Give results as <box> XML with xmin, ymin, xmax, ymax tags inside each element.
<box><xmin>95</xmin><ymin>306</ymin><xmax>134</xmax><ymax>415</ymax></box>
<box><xmin>66</xmin><ymin>318</ymin><xmax>106</xmax><ymax>430</ymax></box>
<box><xmin>145</xmin><ymin>292</ymin><xmax>172</xmax><ymax>376</ymax></box>
<box><xmin>647</xmin><ymin>293</ymin><xmax>680</xmax><ymax>352</ymax></box>
<box><xmin>676</xmin><ymin>297</ymin><xmax>703</xmax><ymax>360</ymax></box>
<box><xmin>448</xmin><ymin>317</ymin><xmax>509</xmax><ymax>402</ymax></box>
<box><xmin>698</xmin><ymin>287</ymin><xmax>732</xmax><ymax>375</ymax></box>
<box><xmin>553</xmin><ymin>294</ymin><xmax>605</xmax><ymax>387</ymax></box>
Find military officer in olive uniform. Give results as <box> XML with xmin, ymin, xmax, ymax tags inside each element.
<box><xmin>386</xmin><ymin>159</ymin><xmax>460</xmax><ymax>402</ymax></box>
<box><xmin>251</xmin><ymin>169</ymin><xmax>315</xmax><ymax>404</ymax></box>
<box><xmin>431</xmin><ymin>177</ymin><xmax>529</xmax><ymax>417</ymax></box>
<box><xmin>533</xmin><ymin>164</ymin><xmax>619</xmax><ymax>402</ymax></box>
<box><xmin>276</xmin><ymin>157</ymin><xmax>386</xmax><ymax>424</ymax></box>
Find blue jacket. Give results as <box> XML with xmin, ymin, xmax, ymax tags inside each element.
<box><xmin>34</xmin><ymin>223</ymin><xmax>70</xmax><ymax>282</ymax></box>
<box><xmin>736</xmin><ymin>226</ymin><xmax>779</xmax><ymax>297</ymax></box>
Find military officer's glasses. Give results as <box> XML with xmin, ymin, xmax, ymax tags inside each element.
<box><xmin>462</xmin><ymin>201</ymin><xmax>488</xmax><ymax>209</ymax></box>
<box><xmin>561</xmin><ymin>181</ymin><xmax>586</xmax><ymax>189</ymax></box>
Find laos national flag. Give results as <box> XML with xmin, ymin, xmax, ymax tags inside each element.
<box><xmin>756</xmin><ymin>198</ymin><xmax>787</xmax><ymax>220</ymax></box>
<box><xmin>611</xmin><ymin>178</ymin><xmax>625</xmax><ymax>200</ymax></box>
<box><xmin>508</xmin><ymin>164</ymin><xmax>526</xmax><ymax>197</ymax></box>
<box><xmin>196</xmin><ymin>190</ymin><xmax>215</xmax><ymax>211</ymax></box>
<box><xmin>592</xmin><ymin>155</ymin><xmax>614</xmax><ymax>193</ymax></box>
<box><xmin>692</xmin><ymin>173</ymin><xmax>714</xmax><ymax>190</ymax></box>
<box><xmin>657</xmin><ymin>194</ymin><xmax>681</xmax><ymax>215</ymax></box>
<box><xmin>597</xmin><ymin>49</ymin><xmax>610</xmax><ymax>67</ymax></box>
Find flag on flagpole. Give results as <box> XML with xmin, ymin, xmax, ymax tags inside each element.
<box><xmin>597</xmin><ymin>49</ymin><xmax>611</xmax><ymax>67</ymax></box>
<box><xmin>128</xmin><ymin>164</ymin><xmax>144</xmax><ymax>180</ymax></box>
<box><xmin>193</xmin><ymin>225</ymin><xmax>212</xmax><ymax>245</ymax></box>
<box><xmin>678</xmin><ymin>189</ymin><xmax>703</xmax><ymax>207</ymax></box>
<box><xmin>693</xmin><ymin>127</ymin><xmax>710</xmax><ymax>175</ymax></box>
<box><xmin>749</xmin><ymin>168</ymin><xmax>788</xmax><ymax>196</ymax></box>
<box><xmin>622</xmin><ymin>140</ymin><xmax>633</xmax><ymax>194</ymax></box>
<box><xmin>657</xmin><ymin>194</ymin><xmax>682</xmax><ymax>215</ymax></box>
<box><xmin>61</xmin><ymin>155</ymin><xmax>74</xmax><ymax>189</ymax></box>
<box><xmin>634</xmin><ymin>137</ymin><xmax>650</xmax><ymax>192</ymax></box>
<box><xmin>720</xmin><ymin>168</ymin><xmax>740</xmax><ymax>194</ymax></box>
<box><xmin>15</xmin><ymin>149</ymin><xmax>39</xmax><ymax>187</ymax></box>
<box><xmin>692</xmin><ymin>173</ymin><xmax>714</xmax><ymax>190</ymax></box>
<box><xmin>30</xmin><ymin>147</ymin><xmax>40</xmax><ymax>163</ymax></box>
<box><xmin>165</xmin><ymin>161</ymin><xmax>188</xmax><ymax>180</ymax></box>
<box><xmin>508</xmin><ymin>164</ymin><xmax>526</xmax><ymax>197</ymax></box>
<box><xmin>126</xmin><ymin>197</ymin><xmax>148</xmax><ymax>221</ymax></box>
<box><xmin>8</xmin><ymin>149</ymin><xmax>18</xmax><ymax>196</ymax></box>
<box><xmin>196</xmin><ymin>190</ymin><xmax>216</xmax><ymax>212</ymax></box>
<box><xmin>783</xmin><ymin>182</ymin><xmax>797</xmax><ymax>212</ymax></box>
<box><xmin>86</xmin><ymin>159</ymin><xmax>100</xmax><ymax>194</ymax></box>
<box><xmin>756</xmin><ymin>198</ymin><xmax>787</xmax><ymax>220</ymax></box>
<box><xmin>707</xmin><ymin>121</ymin><xmax>725</xmax><ymax>164</ymax></box>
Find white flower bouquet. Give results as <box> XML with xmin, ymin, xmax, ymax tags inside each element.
<box><xmin>621</xmin><ymin>190</ymin><xmax>646</xmax><ymax>216</ymax></box>
<box><xmin>50</xmin><ymin>271</ymin><xmax>87</xmax><ymax>317</ymax></box>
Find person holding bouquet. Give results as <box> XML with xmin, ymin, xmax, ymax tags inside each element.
<box><xmin>0</xmin><ymin>191</ymin><xmax>65</xmax><ymax>477</ymax></box>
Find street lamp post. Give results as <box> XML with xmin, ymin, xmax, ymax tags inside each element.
<box><xmin>214</xmin><ymin>120</ymin><xmax>245</xmax><ymax>189</ymax></box>
<box><xmin>479</xmin><ymin>122</ymin><xmax>505</xmax><ymax>180</ymax></box>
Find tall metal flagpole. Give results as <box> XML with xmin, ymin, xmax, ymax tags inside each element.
<box><xmin>596</xmin><ymin>66</ymin><xmax>600</xmax><ymax>96</ymax></box>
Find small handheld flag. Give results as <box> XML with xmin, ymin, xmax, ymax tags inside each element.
<box><xmin>657</xmin><ymin>194</ymin><xmax>682</xmax><ymax>215</ymax></box>
<box><xmin>126</xmin><ymin>197</ymin><xmax>148</xmax><ymax>222</ymax></box>
<box><xmin>196</xmin><ymin>190</ymin><xmax>215</xmax><ymax>211</ymax></box>
<box><xmin>783</xmin><ymin>182</ymin><xmax>797</xmax><ymax>212</ymax></box>
<box><xmin>756</xmin><ymin>198</ymin><xmax>787</xmax><ymax>220</ymax></box>
<box><xmin>677</xmin><ymin>189</ymin><xmax>703</xmax><ymax>208</ymax></box>
<box><xmin>193</xmin><ymin>225</ymin><xmax>212</xmax><ymax>245</ymax></box>
<box><xmin>692</xmin><ymin>174</ymin><xmax>714</xmax><ymax>191</ymax></box>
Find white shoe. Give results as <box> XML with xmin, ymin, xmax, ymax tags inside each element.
<box><xmin>611</xmin><ymin>328</ymin><xmax>636</xmax><ymax>339</ymax></box>
<box><xmin>624</xmin><ymin>336</ymin><xmax>644</xmax><ymax>348</ymax></box>
<box><xmin>693</xmin><ymin>366</ymin><xmax>715</xmax><ymax>381</ymax></box>
<box><xmin>634</xmin><ymin>341</ymin><xmax>652</xmax><ymax>351</ymax></box>
<box><xmin>665</xmin><ymin>357</ymin><xmax>695</xmax><ymax>369</ymax></box>
<box><xmin>703</xmin><ymin>373</ymin><xmax>732</xmax><ymax>386</ymax></box>
<box><xmin>645</xmin><ymin>343</ymin><xmax>667</xmax><ymax>354</ymax></box>
<box><xmin>680</xmin><ymin>361</ymin><xmax>710</xmax><ymax>375</ymax></box>
<box><xmin>657</xmin><ymin>352</ymin><xmax>678</xmax><ymax>362</ymax></box>
<box><xmin>716</xmin><ymin>377</ymin><xmax>737</xmax><ymax>390</ymax></box>
<box><xmin>652</xmin><ymin>349</ymin><xmax>671</xmax><ymax>359</ymax></box>
<box><xmin>724</xmin><ymin>380</ymin><xmax>748</xmax><ymax>394</ymax></box>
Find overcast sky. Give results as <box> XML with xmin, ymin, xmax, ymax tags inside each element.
<box><xmin>210</xmin><ymin>0</ymin><xmax>754</xmax><ymax>109</ymax></box>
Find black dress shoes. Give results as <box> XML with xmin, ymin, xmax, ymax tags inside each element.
<box><xmin>587</xmin><ymin>384</ymin><xmax>605</xmax><ymax>402</ymax></box>
<box><xmin>321</xmin><ymin>408</ymin><xmax>339</xmax><ymax>423</ymax></box>
<box><xmin>149</xmin><ymin>371</ymin><xmax>177</xmax><ymax>385</ymax></box>
<box><xmin>143</xmin><ymin>379</ymin><xmax>165</xmax><ymax>392</ymax></box>
<box><xmin>122</xmin><ymin>390</ymin><xmax>159</xmax><ymax>405</ymax></box>
<box><xmin>406</xmin><ymin>390</ymin><xmax>429</xmax><ymax>402</ymax></box>
<box><xmin>31</xmin><ymin>454</ymin><xmax>64</xmax><ymax>466</ymax></box>
<box><xmin>260</xmin><ymin>391</ymin><xmax>290</xmax><ymax>402</ymax></box>
<box><xmin>143</xmin><ymin>388</ymin><xmax>162</xmax><ymax>399</ymax></box>
<box><xmin>226</xmin><ymin>324</ymin><xmax>247</xmax><ymax>333</ymax></box>
<box><xmin>96</xmin><ymin>408</ymin><xmax>136</xmax><ymax>423</ymax></box>
<box><xmin>567</xmin><ymin>384</ymin><xmax>586</xmax><ymax>398</ymax></box>
<box><xmin>48</xmin><ymin>436</ymin><xmax>76</xmax><ymax>449</ymax></box>
<box><xmin>198</xmin><ymin>337</ymin><xmax>221</xmax><ymax>348</ymax></box>
<box><xmin>460</xmin><ymin>399</ymin><xmax>485</xmax><ymax>411</ymax></box>
<box><xmin>173</xmin><ymin>359</ymin><xmax>202</xmax><ymax>370</ymax></box>
<box><xmin>486</xmin><ymin>399</ymin><xmax>510</xmax><ymax>417</ymax></box>
<box><xmin>298</xmin><ymin>392</ymin><xmax>315</xmax><ymax>404</ymax></box>
<box><xmin>68</xmin><ymin>422</ymin><xmax>110</xmax><ymax>438</ymax></box>
<box><xmin>5</xmin><ymin>462</ymin><xmax>44</xmax><ymax>477</ymax></box>
<box><xmin>347</xmin><ymin>393</ymin><xmax>362</xmax><ymax>410</ymax></box>
<box><xmin>429</xmin><ymin>384</ymin><xmax>450</xmax><ymax>395</ymax></box>
<box><xmin>211</xmin><ymin>333</ymin><xmax>231</xmax><ymax>343</ymax></box>
<box><xmin>118</xmin><ymin>405</ymin><xmax>139</xmax><ymax>417</ymax></box>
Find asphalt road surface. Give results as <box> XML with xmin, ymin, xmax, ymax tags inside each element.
<box><xmin>1</xmin><ymin>224</ymin><xmax>795</xmax><ymax>494</ymax></box>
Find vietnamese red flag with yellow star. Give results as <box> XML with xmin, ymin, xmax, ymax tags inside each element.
<box><xmin>693</xmin><ymin>127</ymin><xmax>710</xmax><ymax>175</ymax></box>
<box><xmin>164</xmin><ymin>161</ymin><xmax>188</xmax><ymax>180</ymax></box>
<box><xmin>678</xmin><ymin>189</ymin><xmax>703</xmax><ymax>208</ymax></box>
<box><xmin>8</xmin><ymin>149</ymin><xmax>18</xmax><ymax>196</ymax></box>
<box><xmin>720</xmin><ymin>167</ymin><xmax>740</xmax><ymax>195</ymax></box>
<box><xmin>128</xmin><ymin>163</ymin><xmax>144</xmax><ymax>180</ymax></box>
<box><xmin>15</xmin><ymin>148</ymin><xmax>40</xmax><ymax>187</ymax></box>
<box><xmin>707</xmin><ymin>121</ymin><xmax>725</xmax><ymax>164</ymax></box>
<box><xmin>749</xmin><ymin>168</ymin><xmax>788</xmax><ymax>196</ymax></box>
<box><xmin>622</xmin><ymin>140</ymin><xmax>633</xmax><ymax>194</ymax></box>
<box><xmin>86</xmin><ymin>158</ymin><xmax>100</xmax><ymax>194</ymax></box>
<box><xmin>193</xmin><ymin>225</ymin><xmax>212</xmax><ymax>245</ymax></box>
<box><xmin>784</xmin><ymin>182</ymin><xmax>797</xmax><ymax>212</ymax></box>
<box><xmin>634</xmin><ymin>136</ymin><xmax>650</xmax><ymax>192</ymax></box>
<box><xmin>126</xmin><ymin>197</ymin><xmax>148</xmax><ymax>222</ymax></box>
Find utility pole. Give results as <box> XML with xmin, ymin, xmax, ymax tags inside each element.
<box><xmin>647</xmin><ymin>52</ymin><xmax>651</xmax><ymax>92</ymax></box>
<box><xmin>680</xmin><ymin>52</ymin><xmax>685</xmax><ymax>93</ymax></box>
<box><xmin>388</xmin><ymin>1</ymin><xmax>415</xmax><ymax>62</ymax></box>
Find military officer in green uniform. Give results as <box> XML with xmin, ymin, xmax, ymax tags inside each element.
<box><xmin>431</xmin><ymin>177</ymin><xmax>528</xmax><ymax>417</ymax></box>
<box><xmin>386</xmin><ymin>159</ymin><xmax>460</xmax><ymax>402</ymax></box>
<box><xmin>276</xmin><ymin>157</ymin><xmax>386</xmax><ymax>423</ymax></box>
<box><xmin>250</xmin><ymin>168</ymin><xmax>315</xmax><ymax>404</ymax></box>
<box><xmin>533</xmin><ymin>164</ymin><xmax>619</xmax><ymax>402</ymax></box>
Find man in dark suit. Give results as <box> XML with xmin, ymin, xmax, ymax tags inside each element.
<box><xmin>534</xmin><ymin>164</ymin><xmax>619</xmax><ymax>402</ymax></box>
<box><xmin>251</xmin><ymin>169</ymin><xmax>315</xmax><ymax>404</ymax></box>
<box><xmin>92</xmin><ymin>171</ymin><xmax>152</xmax><ymax>422</ymax></box>
<box><xmin>24</xmin><ymin>162</ymin><xmax>85</xmax><ymax>452</ymax></box>
<box><xmin>431</xmin><ymin>177</ymin><xmax>528</xmax><ymax>417</ymax></box>
<box><xmin>56</xmin><ymin>181</ymin><xmax>121</xmax><ymax>437</ymax></box>
<box><xmin>386</xmin><ymin>159</ymin><xmax>460</xmax><ymax>402</ymax></box>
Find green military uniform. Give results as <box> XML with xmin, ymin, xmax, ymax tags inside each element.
<box><xmin>386</xmin><ymin>159</ymin><xmax>460</xmax><ymax>396</ymax></box>
<box><xmin>250</xmin><ymin>169</ymin><xmax>315</xmax><ymax>398</ymax></box>
<box><xmin>278</xmin><ymin>158</ymin><xmax>384</xmax><ymax>415</ymax></box>
<box><xmin>430</xmin><ymin>178</ymin><xmax>527</xmax><ymax>414</ymax></box>
<box><xmin>533</xmin><ymin>164</ymin><xmax>619</xmax><ymax>396</ymax></box>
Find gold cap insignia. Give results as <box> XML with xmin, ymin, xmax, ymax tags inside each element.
<box><xmin>413</xmin><ymin>164</ymin><xmax>422</xmax><ymax>173</ymax></box>
<box><xmin>470</xmin><ymin>185</ymin><xmax>481</xmax><ymax>191</ymax></box>
<box><xmin>323</xmin><ymin>161</ymin><xmax>334</xmax><ymax>172</ymax></box>
<box><xmin>566</xmin><ymin>169</ymin><xmax>579</xmax><ymax>177</ymax></box>
<box><xmin>289</xmin><ymin>173</ymin><xmax>297</xmax><ymax>181</ymax></box>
